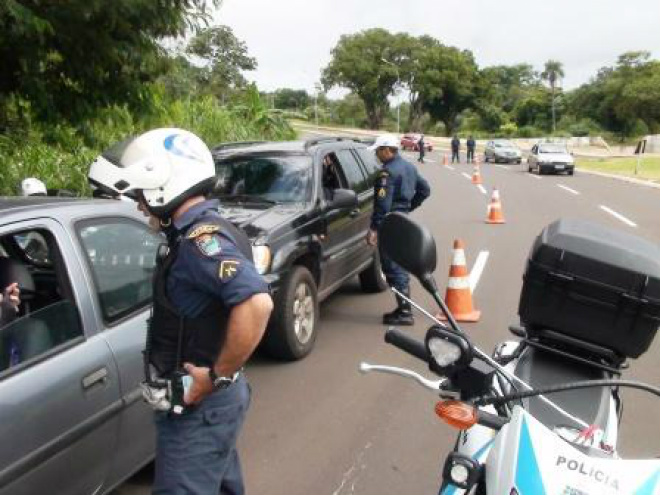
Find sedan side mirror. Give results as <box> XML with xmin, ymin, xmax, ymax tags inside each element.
<box><xmin>327</xmin><ymin>189</ymin><xmax>358</xmax><ymax>210</ymax></box>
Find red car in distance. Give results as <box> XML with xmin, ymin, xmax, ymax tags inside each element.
<box><xmin>400</xmin><ymin>133</ymin><xmax>433</xmax><ymax>152</ymax></box>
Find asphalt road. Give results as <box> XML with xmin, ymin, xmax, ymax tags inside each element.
<box><xmin>115</xmin><ymin>148</ymin><xmax>660</xmax><ymax>495</ymax></box>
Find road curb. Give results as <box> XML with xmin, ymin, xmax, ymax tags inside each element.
<box><xmin>578</xmin><ymin>168</ymin><xmax>660</xmax><ymax>190</ymax></box>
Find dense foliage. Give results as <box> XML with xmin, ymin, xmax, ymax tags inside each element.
<box><xmin>311</xmin><ymin>29</ymin><xmax>660</xmax><ymax>139</ymax></box>
<box><xmin>0</xmin><ymin>1</ymin><xmax>293</xmax><ymax>196</ymax></box>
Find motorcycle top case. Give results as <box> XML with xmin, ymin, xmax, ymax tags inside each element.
<box><xmin>519</xmin><ymin>219</ymin><xmax>660</xmax><ymax>358</ymax></box>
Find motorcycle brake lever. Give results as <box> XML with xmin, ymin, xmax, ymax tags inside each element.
<box><xmin>359</xmin><ymin>362</ymin><xmax>446</xmax><ymax>391</ymax></box>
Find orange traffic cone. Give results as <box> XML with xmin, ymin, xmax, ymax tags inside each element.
<box><xmin>437</xmin><ymin>240</ymin><xmax>481</xmax><ymax>322</ymax></box>
<box><xmin>486</xmin><ymin>188</ymin><xmax>506</xmax><ymax>224</ymax></box>
<box><xmin>471</xmin><ymin>164</ymin><xmax>482</xmax><ymax>185</ymax></box>
<box><xmin>443</xmin><ymin>153</ymin><xmax>449</xmax><ymax>166</ymax></box>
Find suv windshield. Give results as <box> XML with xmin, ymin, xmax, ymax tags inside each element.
<box><xmin>213</xmin><ymin>154</ymin><xmax>312</xmax><ymax>204</ymax></box>
<box><xmin>539</xmin><ymin>144</ymin><xmax>568</xmax><ymax>154</ymax></box>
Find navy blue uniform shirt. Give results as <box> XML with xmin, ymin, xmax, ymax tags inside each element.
<box><xmin>370</xmin><ymin>153</ymin><xmax>431</xmax><ymax>230</ymax></box>
<box><xmin>166</xmin><ymin>199</ymin><xmax>268</xmax><ymax>318</ymax></box>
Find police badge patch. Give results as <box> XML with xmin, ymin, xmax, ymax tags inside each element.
<box><xmin>219</xmin><ymin>260</ymin><xmax>240</xmax><ymax>281</ymax></box>
<box><xmin>187</xmin><ymin>224</ymin><xmax>221</xmax><ymax>239</ymax></box>
<box><xmin>195</xmin><ymin>234</ymin><xmax>222</xmax><ymax>257</ymax></box>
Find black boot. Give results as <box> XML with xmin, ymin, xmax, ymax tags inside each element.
<box><xmin>382</xmin><ymin>292</ymin><xmax>414</xmax><ymax>326</ymax></box>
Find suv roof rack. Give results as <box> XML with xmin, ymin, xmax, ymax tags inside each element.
<box><xmin>304</xmin><ymin>136</ymin><xmax>363</xmax><ymax>150</ymax></box>
<box><xmin>212</xmin><ymin>141</ymin><xmax>268</xmax><ymax>153</ymax></box>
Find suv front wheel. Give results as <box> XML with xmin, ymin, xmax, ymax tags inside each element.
<box><xmin>262</xmin><ymin>266</ymin><xmax>319</xmax><ymax>360</ymax></box>
<box><xmin>359</xmin><ymin>250</ymin><xmax>388</xmax><ymax>293</ymax></box>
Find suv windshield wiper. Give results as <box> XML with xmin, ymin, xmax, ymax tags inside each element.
<box><xmin>220</xmin><ymin>194</ymin><xmax>279</xmax><ymax>206</ymax></box>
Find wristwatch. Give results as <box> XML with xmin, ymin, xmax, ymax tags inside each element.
<box><xmin>208</xmin><ymin>369</ymin><xmax>236</xmax><ymax>390</ymax></box>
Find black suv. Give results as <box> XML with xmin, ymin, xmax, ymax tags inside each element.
<box><xmin>211</xmin><ymin>137</ymin><xmax>388</xmax><ymax>360</ymax></box>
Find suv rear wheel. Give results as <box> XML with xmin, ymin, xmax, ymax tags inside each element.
<box><xmin>359</xmin><ymin>250</ymin><xmax>388</xmax><ymax>293</ymax></box>
<box><xmin>262</xmin><ymin>266</ymin><xmax>319</xmax><ymax>360</ymax></box>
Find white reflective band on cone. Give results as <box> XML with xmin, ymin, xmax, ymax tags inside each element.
<box><xmin>452</xmin><ymin>250</ymin><xmax>467</xmax><ymax>267</ymax></box>
<box><xmin>447</xmin><ymin>277</ymin><xmax>471</xmax><ymax>290</ymax></box>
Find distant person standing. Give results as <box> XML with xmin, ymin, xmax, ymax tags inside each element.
<box><xmin>466</xmin><ymin>136</ymin><xmax>476</xmax><ymax>164</ymax></box>
<box><xmin>417</xmin><ymin>135</ymin><xmax>425</xmax><ymax>164</ymax></box>
<box><xmin>451</xmin><ymin>135</ymin><xmax>461</xmax><ymax>163</ymax></box>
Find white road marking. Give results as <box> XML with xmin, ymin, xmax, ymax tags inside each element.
<box><xmin>557</xmin><ymin>184</ymin><xmax>580</xmax><ymax>195</ymax></box>
<box><xmin>424</xmin><ymin>159</ymin><xmax>436</xmax><ymax>164</ymax></box>
<box><xmin>477</xmin><ymin>184</ymin><xmax>488</xmax><ymax>195</ymax></box>
<box><xmin>529</xmin><ymin>174</ymin><xmax>542</xmax><ymax>180</ymax></box>
<box><xmin>469</xmin><ymin>251</ymin><xmax>490</xmax><ymax>293</ymax></box>
<box><xmin>461</xmin><ymin>172</ymin><xmax>471</xmax><ymax>181</ymax></box>
<box><xmin>496</xmin><ymin>165</ymin><xmax>508</xmax><ymax>170</ymax></box>
<box><xmin>599</xmin><ymin>205</ymin><xmax>637</xmax><ymax>228</ymax></box>
<box><xmin>446</xmin><ymin>165</ymin><xmax>455</xmax><ymax>170</ymax></box>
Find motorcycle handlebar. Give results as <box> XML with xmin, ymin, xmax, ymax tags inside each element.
<box><xmin>385</xmin><ymin>328</ymin><xmax>430</xmax><ymax>363</ymax></box>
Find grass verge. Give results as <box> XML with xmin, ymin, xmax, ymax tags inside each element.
<box><xmin>576</xmin><ymin>156</ymin><xmax>660</xmax><ymax>182</ymax></box>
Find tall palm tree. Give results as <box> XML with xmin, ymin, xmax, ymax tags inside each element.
<box><xmin>541</xmin><ymin>60</ymin><xmax>565</xmax><ymax>133</ymax></box>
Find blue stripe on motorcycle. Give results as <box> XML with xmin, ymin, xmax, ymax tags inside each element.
<box><xmin>515</xmin><ymin>417</ymin><xmax>546</xmax><ymax>495</ymax></box>
<box><xmin>635</xmin><ymin>469</ymin><xmax>660</xmax><ymax>495</ymax></box>
<box><xmin>440</xmin><ymin>439</ymin><xmax>495</xmax><ymax>495</ymax></box>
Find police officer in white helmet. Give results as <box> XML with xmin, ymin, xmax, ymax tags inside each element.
<box><xmin>89</xmin><ymin>128</ymin><xmax>273</xmax><ymax>495</ymax></box>
<box><xmin>19</xmin><ymin>178</ymin><xmax>47</xmax><ymax>197</ymax></box>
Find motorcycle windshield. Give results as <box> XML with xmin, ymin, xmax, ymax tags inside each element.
<box><xmin>485</xmin><ymin>407</ymin><xmax>660</xmax><ymax>495</ymax></box>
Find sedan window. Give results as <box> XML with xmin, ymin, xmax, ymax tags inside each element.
<box><xmin>0</xmin><ymin>228</ymin><xmax>83</xmax><ymax>376</ymax></box>
<box><xmin>77</xmin><ymin>219</ymin><xmax>162</xmax><ymax>323</ymax></box>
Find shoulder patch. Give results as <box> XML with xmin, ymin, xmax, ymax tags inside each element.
<box><xmin>219</xmin><ymin>260</ymin><xmax>241</xmax><ymax>281</ymax></box>
<box><xmin>187</xmin><ymin>224</ymin><xmax>220</xmax><ymax>239</ymax></box>
<box><xmin>195</xmin><ymin>234</ymin><xmax>222</xmax><ymax>257</ymax></box>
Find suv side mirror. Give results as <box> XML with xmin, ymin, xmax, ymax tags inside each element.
<box><xmin>328</xmin><ymin>189</ymin><xmax>357</xmax><ymax>210</ymax></box>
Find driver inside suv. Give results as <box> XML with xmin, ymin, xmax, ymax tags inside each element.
<box><xmin>322</xmin><ymin>153</ymin><xmax>346</xmax><ymax>199</ymax></box>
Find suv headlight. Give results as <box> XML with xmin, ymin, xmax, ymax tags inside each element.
<box><xmin>251</xmin><ymin>245</ymin><xmax>271</xmax><ymax>275</ymax></box>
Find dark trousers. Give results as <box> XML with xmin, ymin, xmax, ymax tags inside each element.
<box><xmin>467</xmin><ymin>149</ymin><xmax>475</xmax><ymax>163</ymax></box>
<box><xmin>152</xmin><ymin>374</ymin><xmax>251</xmax><ymax>495</ymax></box>
<box><xmin>418</xmin><ymin>149</ymin><xmax>425</xmax><ymax>163</ymax></box>
<box><xmin>451</xmin><ymin>150</ymin><xmax>460</xmax><ymax>163</ymax></box>
<box><xmin>380</xmin><ymin>249</ymin><xmax>410</xmax><ymax>294</ymax></box>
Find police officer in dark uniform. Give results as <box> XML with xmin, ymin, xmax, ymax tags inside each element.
<box><xmin>89</xmin><ymin>128</ymin><xmax>273</xmax><ymax>495</ymax></box>
<box><xmin>367</xmin><ymin>135</ymin><xmax>431</xmax><ymax>326</ymax></box>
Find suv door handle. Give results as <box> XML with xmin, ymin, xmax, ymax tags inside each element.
<box><xmin>350</xmin><ymin>208</ymin><xmax>360</xmax><ymax>218</ymax></box>
<box><xmin>82</xmin><ymin>367</ymin><xmax>108</xmax><ymax>390</ymax></box>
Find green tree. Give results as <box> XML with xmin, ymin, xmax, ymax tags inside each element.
<box><xmin>0</xmin><ymin>0</ymin><xmax>219</xmax><ymax>126</ymax></box>
<box><xmin>273</xmin><ymin>88</ymin><xmax>310</xmax><ymax>111</ymax></box>
<box><xmin>322</xmin><ymin>28</ymin><xmax>403</xmax><ymax>129</ymax></box>
<box><xmin>541</xmin><ymin>60</ymin><xmax>565</xmax><ymax>132</ymax></box>
<box><xmin>186</xmin><ymin>25</ymin><xmax>257</xmax><ymax>102</ymax></box>
<box><xmin>568</xmin><ymin>52</ymin><xmax>660</xmax><ymax>139</ymax></box>
<box><xmin>416</xmin><ymin>45</ymin><xmax>480</xmax><ymax>136</ymax></box>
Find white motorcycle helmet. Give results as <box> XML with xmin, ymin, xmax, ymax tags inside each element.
<box><xmin>20</xmin><ymin>178</ymin><xmax>47</xmax><ymax>196</ymax></box>
<box><xmin>88</xmin><ymin>128</ymin><xmax>215</xmax><ymax>218</ymax></box>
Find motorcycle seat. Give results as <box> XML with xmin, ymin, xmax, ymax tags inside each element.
<box><xmin>513</xmin><ymin>346</ymin><xmax>614</xmax><ymax>432</ymax></box>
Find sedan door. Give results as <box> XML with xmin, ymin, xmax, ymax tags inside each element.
<box><xmin>74</xmin><ymin>217</ymin><xmax>162</xmax><ymax>489</ymax></box>
<box><xmin>0</xmin><ymin>219</ymin><xmax>121</xmax><ymax>495</ymax></box>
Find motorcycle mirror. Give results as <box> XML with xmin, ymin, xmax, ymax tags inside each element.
<box><xmin>379</xmin><ymin>212</ymin><xmax>438</xmax><ymax>293</ymax></box>
<box><xmin>425</xmin><ymin>325</ymin><xmax>473</xmax><ymax>375</ymax></box>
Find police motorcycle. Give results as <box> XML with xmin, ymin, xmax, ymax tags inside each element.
<box><xmin>361</xmin><ymin>213</ymin><xmax>660</xmax><ymax>495</ymax></box>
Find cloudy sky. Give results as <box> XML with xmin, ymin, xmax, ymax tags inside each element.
<box><xmin>216</xmin><ymin>0</ymin><xmax>660</xmax><ymax>95</ymax></box>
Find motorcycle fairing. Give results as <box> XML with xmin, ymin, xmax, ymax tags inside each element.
<box><xmin>486</xmin><ymin>407</ymin><xmax>660</xmax><ymax>495</ymax></box>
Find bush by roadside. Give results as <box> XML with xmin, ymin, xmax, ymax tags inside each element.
<box><xmin>0</xmin><ymin>86</ymin><xmax>295</xmax><ymax>196</ymax></box>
